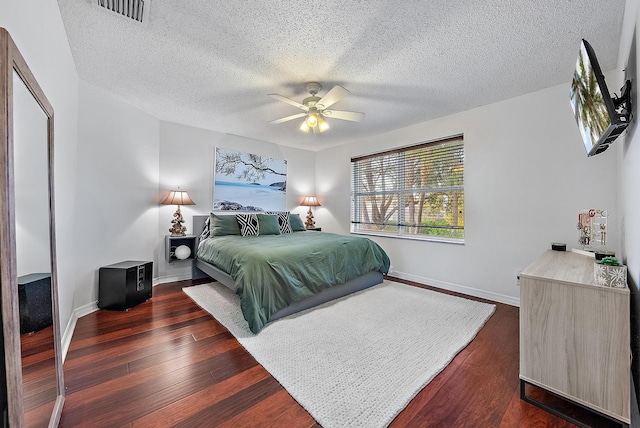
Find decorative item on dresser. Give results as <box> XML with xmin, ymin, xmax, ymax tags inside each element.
<box><xmin>519</xmin><ymin>250</ymin><xmax>630</xmax><ymax>426</ymax></box>
<box><xmin>160</xmin><ymin>189</ymin><xmax>196</xmax><ymax>236</ymax></box>
<box><xmin>300</xmin><ymin>195</ymin><xmax>321</xmax><ymax>229</ymax></box>
<box><xmin>594</xmin><ymin>256</ymin><xmax>627</xmax><ymax>288</ymax></box>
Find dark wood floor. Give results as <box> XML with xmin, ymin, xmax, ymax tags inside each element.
<box><xmin>57</xmin><ymin>277</ymin><xmax>618</xmax><ymax>427</ymax></box>
<box><xmin>21</xmin><ymin>325</ymin><xmax>58</xmax><ymax>427</ymax></box>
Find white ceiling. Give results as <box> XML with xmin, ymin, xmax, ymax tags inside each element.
<box><xmin>57</xmin><ymin>0</ymin><xmax>627</xmax><ymax>151</ymax></box>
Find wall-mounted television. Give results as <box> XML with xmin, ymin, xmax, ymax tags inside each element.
<box><xmin>570</xmin><ymin>39</ymin><xmax>632</xmax><ymax>156</ymax></box>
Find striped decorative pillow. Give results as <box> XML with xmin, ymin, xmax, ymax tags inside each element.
<box><xmin>265</xmin><ymin>211</ymin><xmax>292</xmax><ymax>234</ymax></box>
<box><xmin>199</xmin><ymin>215</ymin><xmax>211</xmax><ymax>240</ymax></box>
<box><xmin>236</xmin><ymin>214</ymin><xmax>259</xmax><ymax>236</ymax></box>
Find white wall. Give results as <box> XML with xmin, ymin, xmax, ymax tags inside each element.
<box><xmin>0</xmin><ymin>1</ymin><xmax>163</xmax><ymax>339</ymax></box>
<box><xmin>0</xmin><ymin>0</ymin><xmax>80</xmax><ymax>335</ymax></box>
<box><xmin>617</xmin><ymin>0</ymin><xmax>640</xmax><ymax>401</ymax></box>
<box><xmin>74</xmin><ymin>81</ymin><xmax>160</xmax><ymax>305</ymax></box>
<box><xmin>317</xmin><ymin>80</ymin><xmax>619</xmax><ymax>305</ymax></box>
<box><xmin>619</xmin><ymin>0</ymin><xmax>640</xmax><ymax>297</ymax></box>
<box><xmin>157</xmin><ymin>122</ymin><xmax>316</xmax><ymax>282</ymax></box>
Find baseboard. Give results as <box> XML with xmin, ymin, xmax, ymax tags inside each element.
<box><xmin>61</xmin><ymin>300</ymin><xmax>98</xmax><ymax>361</ymax></box>
<box><xmin>153</xmin><ymin>274</ymin><xmax>194</xmax><ymax>286</ymax></box>
<box><xmin>62</xmin><ymin>274</ymin><xmax>196</xmax><ymax>361</ymax></box>
<box><xmin>62</xmin><ymin>272</ymin><xmax>518</xmax><ymax>361</ymax></box>
<box><xmin>390</xmin><ymin>270</ymin><xmax>520</xmax><ymax>307</ymax></box>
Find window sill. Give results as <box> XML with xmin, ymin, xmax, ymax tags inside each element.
<box><xmin>351</xmin><ymin>230</ymin><xmax>464</xmax><ymax>245</ymax></box>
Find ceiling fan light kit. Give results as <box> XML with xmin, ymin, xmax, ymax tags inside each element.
<box><xmin>306</xmin><ymin>113</ymin><xmax>318</xmax><ymax>127</ymax></box>
<box><xmin>269</xmin><ymin>82</ymin><xmax>364</xmax><ymax>134</ymax></box>
<box><xmin>300</xmin><ymin>113</ymin><xmax>329</xmax><ymax>133</ymax></box>
<box><xmin>317</xmin><ymin>116</ymin><xmax>329</xmax><ymax>132</ymax></box>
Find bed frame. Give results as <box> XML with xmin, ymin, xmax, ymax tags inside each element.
<box><xmin>192</xmin><ymin>214</ymin><xmax>384</xmax><ymax>323</ymax></box>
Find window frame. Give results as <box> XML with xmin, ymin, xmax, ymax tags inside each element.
<box><xmin>350</xmin><ymin>134</ymin><xmax>464</xmax><ymax>244</ymax></box>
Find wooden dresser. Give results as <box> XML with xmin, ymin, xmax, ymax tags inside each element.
<box><xmin>519</xmin><ymin>250</ymin><xmax>630</xmax><ymax>425</ymax></box>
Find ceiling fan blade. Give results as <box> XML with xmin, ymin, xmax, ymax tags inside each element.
<box><xmin>317</xmin><ymin>85</ymin><xmax>350</xmax><ymax>109</ymax></box>
<box><xmin>269</xmin><ymin>112</ymin><xmax>307</xmax><ymax>124</ymax></box>
<box><xmin>268</xmin><ymin>94</ymin><xmax>308</xmax><ymax>111</ymax></box>
<box><xmin>322</xmin><ymin>110</ymin><xmax>365</xmax><ymax>122</ymax></box>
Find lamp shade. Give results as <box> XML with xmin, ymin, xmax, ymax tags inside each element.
<box><xmin>299</xmin><ymin>114</ymin><xmax>329</xmax><ymax>134</ymax></box>
<box><xmin>161</xmin><ymin>190</ymin><xmax>196</xmax><ymax>206</ymax></box>
<box><xmin>317</xmin><ymin>116</ymin><xmax>330</xmax><ymax>132</ymax></box>
<box><xmin>306</xmin><ymin>114</ymin><xmax>318</xmax><ymax>127</ymax></box>
<box><xmin>300</xmin><ymin>196</ymin><xmax>321</xmax><ymax>207</ymax></box>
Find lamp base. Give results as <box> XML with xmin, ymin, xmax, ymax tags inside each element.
<box><xmin>305</xmin><ymin>207</ymin><xmax>316</xmax><ymax>229</ymax></box>
<box><xmin>168</xmin><ymin>206</ymin><xmax>187</xmax><ymax>237</ymax></box>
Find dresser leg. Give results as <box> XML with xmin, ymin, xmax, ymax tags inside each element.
<box><xmin>520</xmin><ymin>379</ymin><xmax>629</xmax><ymax>428</ymax></box>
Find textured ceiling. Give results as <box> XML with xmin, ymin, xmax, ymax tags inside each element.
<box><xmin>57</xmin><ymin>0</ymin><xmax>626</xmax><ymax>151</ymax></box>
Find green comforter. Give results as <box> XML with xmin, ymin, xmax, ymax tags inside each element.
<box><xmin>197</xmin><ymin>231</ymin><xmax>390</xmax><ymax>333</ymax></box>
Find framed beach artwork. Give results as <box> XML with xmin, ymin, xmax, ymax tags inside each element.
<box><xmin>213</xmin><ymin>148</ymin><xmax>287</xmax><ymax>211</ymax></box>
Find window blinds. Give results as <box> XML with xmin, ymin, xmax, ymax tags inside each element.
<box><xmin>351</xmin><ymin>135</ymin><xmax>464</xmax><ymax>240</ymax></box>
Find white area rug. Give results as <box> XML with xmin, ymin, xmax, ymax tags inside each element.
<box><xmin>184</xmin><ymin>280</ymin><xmax>495</xmax><ymax>428</ymax></box>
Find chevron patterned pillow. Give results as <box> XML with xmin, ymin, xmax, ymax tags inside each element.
<box><xmin>265</xmin><ymin>211</ymin><xmax>292</xmax><ymax>234</ymax></box>
<box><xmin>199</xmin><ymin>215</ymin><xmax>211</xmax><ymax>240</ymax></box>
<box><xmin>236</xmin><ymin>213</ymin><xmax>259</xmax><ymax>236</ymax></box>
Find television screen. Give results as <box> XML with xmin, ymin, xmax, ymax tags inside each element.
<box><xmin>570</xmin><ymin>39</ymin><xmax>625</xmax><ymax>156</ymax></box>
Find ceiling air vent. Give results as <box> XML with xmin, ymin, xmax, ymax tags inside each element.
<box><xmin>97</xmin><ymin>0</ymin><xmax>148</xmax><ymax>23</ymax></box>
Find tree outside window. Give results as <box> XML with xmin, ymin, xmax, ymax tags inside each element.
<box><xmin>351</xmin><ymin>136</ymin><xmax>464</xmax><ymax>241</ymax></box>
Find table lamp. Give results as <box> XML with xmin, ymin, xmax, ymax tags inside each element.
<box><xmin>160</xmin><ymin>189</ymin><xmax>196</xmax><ymax>236</ymax></box>
<box><xmin>300</xmin><ymin>196</ymin><xmax>321</xmax><ymax>229</ymax></box>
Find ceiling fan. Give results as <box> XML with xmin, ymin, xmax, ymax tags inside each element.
<box><xmin>268</xmin><ymin>82</ymin><xmax>364</xmax><ymax>133</ymax></box>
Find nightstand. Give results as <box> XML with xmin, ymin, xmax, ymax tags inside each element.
<box><xmin>165</xmin><ymin>235</ymin><xmax>197</xmax><ymax>262</ymax></box>
<box><xmin>306</xmin><ymin>227</ymin><xmax>322</xmax><ymax>231</ymax></box>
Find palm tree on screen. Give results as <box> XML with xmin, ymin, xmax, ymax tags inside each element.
<box><xmin>571</xmin><ymin>50</ymin><xmax>609</xmax><ymax>145</ymax></box>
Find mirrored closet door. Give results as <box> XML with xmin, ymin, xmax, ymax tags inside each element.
<box><xmin>0</xmin><ymin>28</ymin><xmax>65</xmax><ymax>427</ymax></box>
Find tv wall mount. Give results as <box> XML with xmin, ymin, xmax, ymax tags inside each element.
<box><xmin>589</xmin><ymin>80</ymin><xmax>633</xmax><ymax>156</ymax></box>
<box><xmin>613</xmin><ymin>79</ymin><xmax>632</xmax><ymax>124</ymax></box>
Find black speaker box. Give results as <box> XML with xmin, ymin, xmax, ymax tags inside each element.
<box><xmin>18</xmin><ymin>273</ymin><xmax>52</xmax><ymax>334</ymax></box>
<box><xmin>98</xmin><ymin>261</ymin><xmax>152</xmax><ymax>310</ymax></box>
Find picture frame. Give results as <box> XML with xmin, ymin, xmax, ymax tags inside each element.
<box><xmin>213</xmin><ymin>148</ymin><xmax>287</xmax><ymax>211</ymax></box>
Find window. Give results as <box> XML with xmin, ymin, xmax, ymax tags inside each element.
<box><xmin>351</xmin><ymin>135</ymin><xmax>464</xmax><ymax>242</ymax></box>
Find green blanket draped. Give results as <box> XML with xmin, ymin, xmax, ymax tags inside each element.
<box><xmin>197</xmin><ymin>231</ymin><xmax>390</xmax><ymax>333</ymax></box>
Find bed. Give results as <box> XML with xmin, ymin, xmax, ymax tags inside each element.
<box><xmin>193</xmin><ymin>213</ymin><xmax>390</xmax><ymax>333</ymax></box>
